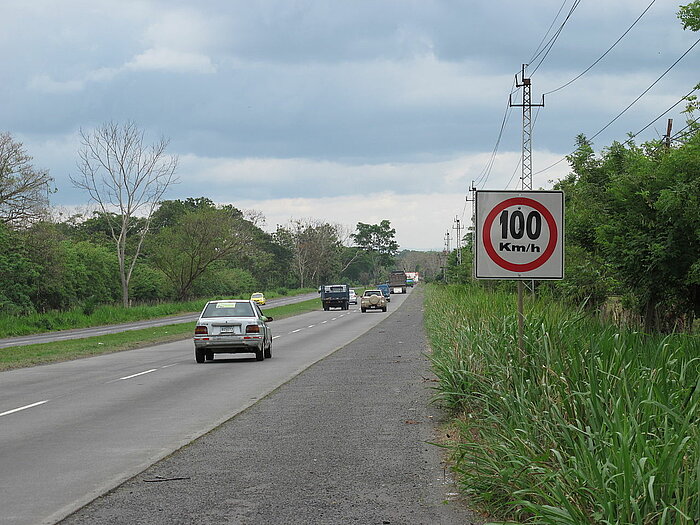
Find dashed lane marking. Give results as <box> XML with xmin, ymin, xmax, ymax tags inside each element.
<box><xmin>0</xmin><ymin>400</ymin><xmax>50</xmax><ymax>418</ymax></box>
<box><xmin>118</xmin><ymin>369</ymin><xmax>158</xmax><ymax>381</ymax></box>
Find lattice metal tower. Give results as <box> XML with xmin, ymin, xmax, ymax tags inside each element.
<box><xmin>509</xmin><ymin>64</ymin><xmax>544</xmax><ymax>191</ymax></box>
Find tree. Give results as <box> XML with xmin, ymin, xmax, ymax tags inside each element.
<box><xmin>148</xmin><ymin>206</ymin><xmax>259</xmax><ymax>300</ymax></box>
<box><xmin>71</xmin><ymin>121</ymin><xmax>178</xmax><ymax>307</ymax></box>
<box><xmin>678</xmin><ymin>1</ymin><xmax>700</xmax><ymax>31</ymax></box>
<box><xmin>275</xmin><ymin>219</ymin><xmax>343</xmax><ymax>288</ymax></box>
<box><xmin>351</xmin><ymin>220</ymin><xmax>399</xmax><ymax>282</ymax></box>
<box><xmin>0</xmin><ymin>132</ymin><xmax>53</xmax><ymax>226</ymax></box>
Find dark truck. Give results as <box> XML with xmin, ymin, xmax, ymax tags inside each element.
<box><xmin>389</xmin><ymin>270</ymin><xmax>407</xmax><ymax>294</ymax></box>
<box><xmin>320</xmin><ymin>284</ymin><xmax>350</xmax><ymax>310</ymax></box>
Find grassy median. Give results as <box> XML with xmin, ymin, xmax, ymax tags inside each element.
<box><xmin>0</xmin><ymin>298</ymin><xmax>321</xmax><ymax>372</ymax></box>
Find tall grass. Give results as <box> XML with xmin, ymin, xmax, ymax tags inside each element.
<box><xmin>425</xmin><ymin>284</ymin><xmax>699</xmax><ymax>524</ymax></box>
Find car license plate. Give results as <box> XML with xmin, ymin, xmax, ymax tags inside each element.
<box><xmin>219</xmin><ymin>326</ymin><xmax>239</xmax><ymax>334</ymax></box>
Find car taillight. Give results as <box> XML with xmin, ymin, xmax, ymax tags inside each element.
<box><xmin>195</xmin><ymin>326</ymin><xmax>208</xmax><ymax>335</ymax></box>
<box><xmin>246</xmin><ymin>324</ymin><xmax>260</xmax><ymax>334</ymax></box>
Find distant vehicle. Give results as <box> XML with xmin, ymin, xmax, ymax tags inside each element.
<box><xmin>376</xmin><ymin>284</ymin><xmax>391</xmax><ymax>302</ymax></box>
<box><xmin>194</xmin><ymin>300</ymin><xmax>273</xmax><ymax>362</ymax></box>
<box><xmin>389</xmin><ymin>270</ymin><xmax>407</xmax><ymax>294</ymax></box>
<box><xmin>406</xmin><ymin>278</ymin><xmax>414</xmax><ymax>287</ymax></box>
<box><xmin>361</xmin><ymin>290</ymin><xmax>387</xmax><ymax>313</ymax></box>
<box><xmin>349</xmin><ymin>289</ymin><xmax>358</xmax><ymax>304</ymax></box>
<box><xmin>250</xmin><ymin>292</ymin><xmax>266</xmax><ymax>305</ymax></box>
<box><xmin>320</xmin><ymin>284</ymin><xmax>350</xmax><ymax>310</ymax></box>
<box><xmin>405</xmin><ymin>271</ymin><xmax>419</xmax><ymax>285</ymax></box>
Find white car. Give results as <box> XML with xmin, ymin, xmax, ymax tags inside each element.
<box><xmin>349</xmin><ymin>289</ymin><xmax>358</xmax><ymax>304</ymax></box>
<box><xmin>193</xmin><ymin>300</ymin><xmax>273</xmax><ymax>362</ymax></box>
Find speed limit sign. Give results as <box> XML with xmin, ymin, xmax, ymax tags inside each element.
<box><xmin>475</xmin><ymin>190</ymin><xmax>564</xmax><ymax>280</ymax></box>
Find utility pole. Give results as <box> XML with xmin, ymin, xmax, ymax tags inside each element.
<box><xmin>509</xmin><ymin>64</ymin><xmax>545</xmax><ymax>191</ymax></box>
<box><xmin>665</xmin><ymin>118</ymin><xmax>673</xmax><ymax>149</ymax></box>
<box><xmin>443</xmin><ymin>231</ymin><xmax>451</xmax><ymax>282</ymax></box>
<box><xmin>453</xmin><ymin>217</ymin><xmax>462</xmax><ymax>265</ymax></box>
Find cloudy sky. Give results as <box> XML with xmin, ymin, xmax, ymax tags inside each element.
<box><xmin>2</xmin><ymin>0</ymin><xmax>698</xmax><ymax>250</ymax></box>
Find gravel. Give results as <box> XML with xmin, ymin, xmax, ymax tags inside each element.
<box><xmin>61</xmin><ymin>288</ymin><xmax>486</xmax><ymax>525</ymax></box>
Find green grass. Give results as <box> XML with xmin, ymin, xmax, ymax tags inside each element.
<box><xmin>0</xmin><ymin>289</ymin><xmax>317</xmax><ymax>338</ymax></box>
<box><xmin>0</xmin><ymin>297</ymin><xmax>321</xmax><ymax>372</ymax></box>
<box><xmin>424</xmin><ymin>283</ymin><xmax>700</xmax><ymax>525</ymax></box>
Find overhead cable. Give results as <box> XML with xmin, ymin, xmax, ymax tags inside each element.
<box><xmin>534</xmin><ymin>85</ymin><xmax>699</xmax><ymax>175</ymax></box>
<box><xmin>530</xmin><ymin>0</ymin><xmax>583</xmax><ymax>75</ymax></box>
<box><xmin>528</xmin><ymin>0</ymin><xmax>569</xmax><ymax>65</ymax></box>
<box><xmin>544</xmin><ymin>0</ymin><xmax>657</xmax><ymax>95</ymax></box>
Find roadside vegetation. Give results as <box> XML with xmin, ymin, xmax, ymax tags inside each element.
<box><xmin>425</xmin><ymin>283</ymin><xmax>699</xmax><ymax>524</ymax></box>
<box><xmin>0</xmin><ymin>297</ymin><xmax>321</xmax><ymax>371</ymax></box>
<box><xmin>0</xmin><ymin>289</ymin><xmax>316</xmax><ymax>338</ymax></box>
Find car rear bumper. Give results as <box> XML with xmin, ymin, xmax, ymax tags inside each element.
<box><xmin>194</xmin><ymin>336</ymin><xmax>263</xmax><ymax>352</ymax></box>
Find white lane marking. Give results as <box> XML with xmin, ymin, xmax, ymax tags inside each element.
<box><xmin>0</xmin><ymin>400</ymin><xmax>50</xmax><ymax>418</ymax></box>
<box><xmin>308</xmin><ymin>325</ymin><xmax>315</xmax><ymax>328</ymax></box>
<box><xmin>321</xmin><ymin>321</ymin><xmax>328</xmax><ymax>324</ymax></box>
<box><xmin>160</xmin><ymin>364</ymin><xmax>177</xmax><ymax>369</ymax></box>
<box><xmin>331</xmin><ymin>318</ymin><xmax>337</xmax><ymax>321</ymax></box>
<box><xmin>291</xmin><ymin>329</ymin><xmax>302</xmax><ymax>333</ymax></box>
<box><xmin>272</xmin><ymin>335</ymin><xmax>281</xmax><ymax>340</ymax></box>
<box><xmin>118</xmin><ymin>369</ymin><xmax>158</xmax><ymax>381</ymax></box>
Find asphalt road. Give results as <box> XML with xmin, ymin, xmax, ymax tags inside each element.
<box><xmin>0</xmin><ymin>293</ymin><xmax>319</xmax><ymax>349</ymax></box>
<box><xmin>60</xmin><ymin>288</ymin><xmax>486</xmax><ymax>525</ymax></box>
<box><xmin>1</xmin><ymin>290</ymin><xmax>474</xmax><ymax>525</ymax></box>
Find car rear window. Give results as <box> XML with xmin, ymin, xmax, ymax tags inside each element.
<box><xmin>202</xmin><ymin>302</ymin><xmax>255</xmax><ymax>318</ymax></box>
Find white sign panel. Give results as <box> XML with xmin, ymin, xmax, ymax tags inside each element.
<box><xmin>475</xmin><ymin>190</ymin><xmax>564</xmax><ymax>280</ymax></box>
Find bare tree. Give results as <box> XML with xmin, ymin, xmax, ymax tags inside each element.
<box><xmin>71</xmin><ymin>121</ymin><xmax>178</xmax><ymax>307</ymax></box>
<box><xmin>0</xmin><ymin>132</ymin><xmax>53</xmax><ymax>226</ymax></box>
<box><xmin>277</xmin><ymin>219</ymin><xmax>343</xmax><ymax>288</ymax></box>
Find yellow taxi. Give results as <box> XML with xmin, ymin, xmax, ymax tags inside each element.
<box><xmin>250</xmin><ymin>292</ymin><xmax>266</xmax><ymax>305</ymax></box>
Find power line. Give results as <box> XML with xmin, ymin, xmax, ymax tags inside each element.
<box><xmin>588</xmin><ymin>37</ymin><xmax>700</xmax><ymax>142</ymax></box>
<box><xmin>544</xmin><ymin>0</ymin><xmax>657</xmax><ymax>96</ymax></box>
<box><xmin>528</xmin><ymin>0</ymin><xmax>569</xmax><ymax>64</ymax></box>
<box><xmin>530</xmin><ymin>0</ymin><xmax>583</xmax><ymax>75</ymax></box>
<box><xmin>533</xmin><ymin>44</ymin><xmax>700</xmax><ymax>177</ymax></box>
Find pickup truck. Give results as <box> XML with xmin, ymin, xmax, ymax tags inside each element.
<box><xmin>361</xmin><ymin>289</ymin><xmax>387</xmax><ymax>313</ymax></box>
<box><xmin>320</xmin><ymin>284</ymin><xmax>350</xmax><ymax>310</ymax></box>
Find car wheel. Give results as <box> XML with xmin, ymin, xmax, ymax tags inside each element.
<box><xmin>195</xmin><ymin>348</ymin><xmax>205</xmax><ymax>363</ymax></box>
<box><xmin>264</xmin><ymin>340</ymin><xmax>272</xmax><ymax>359</ymax></box>
<box><xmin>205</xmin><ymin>351</ymin><xmax>214</xmax><ymax>361</ymax></box>
<box><xmin>382</xmin><ymin>306</ymin><xmax>387</xmax><ymax>312</ymax></box>
<box><xmin>361</xmin><ymin>307</ymin><xmax>366</xmax><ymax>313</ymax></box>
<box><xmin>255</xmin><ymin>345</ymin><xmax>264</xmax><ymax>361</ymax></box>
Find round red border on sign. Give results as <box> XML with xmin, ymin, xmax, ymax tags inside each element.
<box><xmin>482</xmin><ymin>197</ymin><xmax>558</xmax><ymax>272</ymax></box>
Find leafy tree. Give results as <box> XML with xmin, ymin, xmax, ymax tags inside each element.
<box><xmin>0</xmin><ymin>132</ymin><xmax>53</xmax><ymax>226</ymax></box>
<box><xmin>149</xmin><ymin>197</ymin><xmax>217</xmax><ymax>230</ymax></box>
<box><xmin>351</xmin><ymin>220</ymin><xmax>399</xmax><ymax>282</ymax></box>
<box><xmin>0</xmin><ymin>223</ymin><xmax>39</xmax><ymax>314</ymax></box>
<box><xmin>148</xmin><ymin>206</ymin><xmax>259</xmax><ymax>300</ymax></box>
<box><xmin>678</xmin><ymin>0</ymin><xmax>700</xmax><ymax>31</ymax></box>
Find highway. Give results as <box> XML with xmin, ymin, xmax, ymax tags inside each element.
<box><xmin>0</xmin><ymin>291</ymin><xmax>411</xmax><ymax>525</ymax></box>
<box><xmin>0</xmin><ymin>293</ymin><xmax>319</xmax><ymax>349</ymax></box>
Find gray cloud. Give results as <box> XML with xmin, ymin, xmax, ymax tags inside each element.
<box><xmin>1</xmin><ymin>0</ymin><xmax>697</xmax><ymax>247</ymax></box>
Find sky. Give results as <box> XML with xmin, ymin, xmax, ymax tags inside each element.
<box><xmin>1</xmin><ymin>0</ymin><xmax>698</xmax><ymax>251</ymax></box>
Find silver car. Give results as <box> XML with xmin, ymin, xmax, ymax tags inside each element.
<box><xmin>193</xmin><ymin>300</ymin><xmax>273</xmax><ymax>363</ymax></box>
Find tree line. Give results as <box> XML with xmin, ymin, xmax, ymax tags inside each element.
<box><xmin>0</xmin><ymin>124</ymin><xmax>408</xmax><ymax>316</ymax></box>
